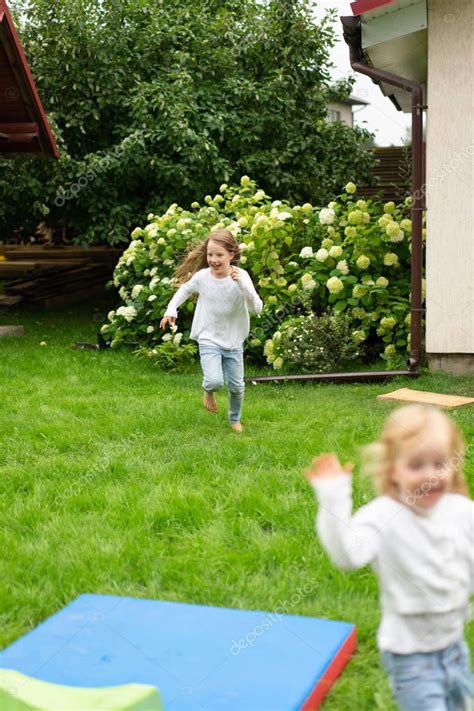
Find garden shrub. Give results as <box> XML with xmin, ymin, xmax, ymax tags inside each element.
<box><xmin>102</xmin><ymin>178</ymin><xmax>424</xmax><ymax>369</ymax></box>
<box><xmin>264</xmin><ymin>310</ymin><xmax>360</xmax><ymax>373</ymax></box>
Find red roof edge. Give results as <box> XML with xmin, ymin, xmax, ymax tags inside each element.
<box><xmin>351</xmin><ymin>0</ymin><xmax>396</xmax><ymax>15</ymax></box>
<box><xmin>1</xmin><ymin>0</ymin><xmax>59</xmax><ymax>157</ymax></box>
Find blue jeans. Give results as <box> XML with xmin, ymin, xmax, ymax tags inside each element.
<box><xmin>381</xmin><ymin>640</ymin><xmax>473</xmax><ymax>711</ymax></box>
<box><xmin>199</xmin><ymin>344</ymin><xmax>245</xmax><ymax>424</ymax></box>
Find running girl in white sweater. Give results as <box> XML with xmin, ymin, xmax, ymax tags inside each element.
<box><xmin>160</xmin><ymin>229</ymin><xmax>262</xmax><ymax>432</ymax></box>
<box><xmin>305</xmin><ymin>405</ymin><xmax>473</xmax><ymax>711</ymax></box>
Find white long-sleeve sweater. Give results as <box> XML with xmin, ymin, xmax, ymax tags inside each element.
<box><xmin>311</xmin><ymin>475</ymin><xmax>474</xmax><ymax>654</ymax></box>
<box><xmin>164</xmin><ymin>267</ymin><xmax>263</xmax><ymax>350</ymax></box>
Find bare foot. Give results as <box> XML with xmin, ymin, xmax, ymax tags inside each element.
<box><xmin>230</xmin><ymin>422</ymin><xmax>243</xmax><ymax>432</ymax></box>
<box><xmin>203</xmin><ymin>391</ymin><xmax>218</xmax><ymax>413</ymax></box>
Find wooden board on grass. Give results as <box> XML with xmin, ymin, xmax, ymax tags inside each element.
<box><xmin>377</xmin><ymin>388</ymin><xmax>474</xmax><ymax>409</ymax></box>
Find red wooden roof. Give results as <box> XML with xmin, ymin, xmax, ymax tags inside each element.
<box><xmin>351</xmin><ymin>0</ymin><xmax>396</xmax><ymax>14</ymax></box>
<box><xmin>0</xmin><ymin>0</ymin><xmax>58</xmax><ymax>157</ymax></box>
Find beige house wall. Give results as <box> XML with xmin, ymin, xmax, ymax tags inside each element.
<box><xmin>425</xmin><ymin>0</ymin><xmax>474</xmax><ymax>358</ymax></box>
<box><xmin>327</xmin><ymin>102</ymin><xmax>353</xmax><ymax>128</ymax></box>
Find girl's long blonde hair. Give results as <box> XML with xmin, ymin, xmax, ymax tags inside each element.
<box><xmin>174</xmin><ymin>229</ymin><xmax>241</xmax><ymax>284</ymax></box>
<box><xmin>363</xmin><ymin>404</ymin><xmax>468</xmax><ymax>499</ymax></box>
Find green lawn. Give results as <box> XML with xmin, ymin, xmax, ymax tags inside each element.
<box><xmin>1</xmin><ymin>306</ymin><xmax>473</xmax><ymax>710</ymax></box>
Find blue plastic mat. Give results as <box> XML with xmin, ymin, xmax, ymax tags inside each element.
<box><xmin>0</xmin><ymin>594</ymin><xmax>355</xmax><ymax>710</ymax></box>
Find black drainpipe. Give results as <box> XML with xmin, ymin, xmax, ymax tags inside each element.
<box><xmin>247</xmin><ymin>15</ymin><xmax>423</xmax><ymax>385</ymax></box>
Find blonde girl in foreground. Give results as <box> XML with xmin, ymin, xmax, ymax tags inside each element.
<box><xmin>305</xmin><ymin>405</ymin><xmax>473</xmax><ymax>711</ymax></box>
<box><xmin>160</xmin><ymin>229</ymin><xmax>262</xmax><ymax>432</ymax></box>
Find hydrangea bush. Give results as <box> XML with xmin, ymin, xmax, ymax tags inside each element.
<box><xmin>102</xmin><ymin>177</ymin><xmax>424</xmax><ymax>369</ymax></box>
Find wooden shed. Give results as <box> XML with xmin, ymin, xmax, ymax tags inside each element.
<box><xmin>0</xmin><ymin>0</ymin><xmax>58</xmax><ymax>157</ymax></box>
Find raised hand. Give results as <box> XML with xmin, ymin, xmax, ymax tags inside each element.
<box><xmin>230</xmin><ymin>266</ymin><xmax>240</xmax><ymax>281</ymax></box>
<box><xmin>304</xmin><ymin>453</ymin><xmax>353</xmax><ymax>482</ymax></box>
<box><xmin>159</xmin><ymin>315</ymin><xmax>176</xmax><ymax>329</ymax></box>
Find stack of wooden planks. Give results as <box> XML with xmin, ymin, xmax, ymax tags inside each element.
<box><xmin>358</xmin><ymin>145</ymin><xmax>425</xmax><ymax>204</ymax></box>
<box><xmin>0</xmin><ymin>245</ymin><xmax>123</xmax><ymax>309</ymax></box>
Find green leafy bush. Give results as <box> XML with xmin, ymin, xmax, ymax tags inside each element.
<box><xmin>134</xmin><ymin>329</ymin><xmax>197</xmax><ymax>373</ymax></box>
<box><xmin>264</xmin><ymin>310</ymin><xmax>360</xmax><ymax>373</ymax></box>
<box><xmin>102</xmin><ymin>178</ymin><xmax>423</xmax><ymax>368</ymax></box>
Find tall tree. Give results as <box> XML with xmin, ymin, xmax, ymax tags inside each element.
<box><xmin>1</xmin><ymin>0</ymin><xmax>374</xmax><ymax>244</ymax></box>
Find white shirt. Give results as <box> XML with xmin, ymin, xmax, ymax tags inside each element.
<box><xmin>164</xmin><ymin>267</ymin><xmax>263</xmax><ymax>349</ymax></box>
<box><xmin>311</xmin><ymin>475</ymin><xmax>474</xmax><ymax>654</ymax></box>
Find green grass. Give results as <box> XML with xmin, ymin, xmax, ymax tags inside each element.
<box><xmin>1</xmin><ymin>305</ymin><xmax>473</xmax><ymax>709</ymax></box>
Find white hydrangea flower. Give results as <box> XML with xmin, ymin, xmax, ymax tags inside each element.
<box><xmin>107</xmin><ymin>310</ymin><xmax>116</xmax><ymax>322</ymax></box>
<box><xmin>326</xmin><ymin>276</ymin><xmax>344</xmax><ymax>294</ymax></box>
<box><xmin>173</xmin><ymin>333</ymin><xmax>183</xmax><ymax>345</ymax></box>
<box><xmin>389</xmin><ymin>229</ymin><xmax>404</xmax><ymax>243</ymax></box>
<box><xmin>149</xmin><ymin>277</ymin><xmax>160</xmax><ymax>290</ymax></box>
<box><xmin>147</xmin><ymin>325</ymin><xmax>154</xmax><ymax>334</ymax></box>
<box><xmin>161</xmin><ymin>277</ymin><xmax>171</xmax><ymax>285</ymax></box>
<box><xmin>336</xmin><ymin>260</ymin><xmax>349</xmax><ymax>275</ymax></box>
<box><xmin>131</xmin><ymin>228</ymin><xmax>142</xmax><ymax>240</ymax></box>
<box><xmin>253</xmin><ymin>190</ymin><xmax>266</xmax><ymax>201</ymax></box>
<box><xmin>383</xmin><ymin>252</ymin><xmax>399</xmax><ymax>267</ymax></box>
<box><xmin>131</xmin><ymin>284</ymin><xmax>145</xmax><ymax>299</ymax></box>
<box><xmin>376</xmin><ymin>277</ymin><xmax>389</xmax><ymax>288</ymax></box>
<box><xmin>118</xmin><ymin>287</ymin><xmax>129</xmax><ymax>301</ymax></box>
<box><xmin>157</xmin><ymin>237</ymin><xmax>166</xmax><ymax>245</ymax></box>
<box><xmin>273</xmin><ymin>357</ymin><xmax>283</xmax><ymax>370</ymax></box>
<box><xmin>162</xmin><ymin>333</ymin><xmax>172</xmax><ymax>342</ymax></box>
<box><xmin>299</xmin><ymin>246</ymin><xmax>313</xmax><ymax>258</ymax></box>
<box><xmin>148</xmin><ymin>295</ymin><xmax>157</xmax><ymax>302</ymax></box>
<box><xmin>116</xmin><ymin>305</ymin><xmax>137</xmax><ymax>322</ymax></box>
<box><xmin>348</xmin><ymin>210</ymin><xmax>363</xmax><ymax>225</ymax></box>
<box><xmin>316</xmin><ymin>248</ymin><xmax>329</xmax><ymax>262</ymax></box>
<box><xmin>145</xmin><ymin>224</ymin><xmax>158</xmax><ymax>237</ymax></box>
<box><xmin>240</xmin><ymin>256</ymin><xmax>247</xmax><ymax>264</ymax></box>
<box><xmin>227</xmin><ymin>221</ymin><xmax>242</xmax><ymax>236</ymax></box>
<box><xmin>163</xmin><ymin>259</ymin><xmax>174</xmax><ymax>267</ymax></box>
<box><xmin>272</xmin><ymin>200</ymin><xmax>282</xmax><ymax>207</ymax></box>
<box><xmin>329</xmin><ymin>245</ymin><xmax>343</xmax><ymax>259</ymax></box>
<box><xmin>318</xmin><ymin>208</ymin><xmax>336</xmax><ymax>225</ymax></box>
<box><xmin>277</xmin><ymin>211</ymin><xmax>292</xmax><ymax>221</ymax></box>
<box><xmin>378</xmin><ymin>214</ymin><xmax>393</xmax><ymax>228</ymax></box>
<box><xmin>381</xmin><ymin>316</ymin><xmax>396</xmax><ymax>329</ymax></box>
<box><xmin>356</xmin><ymin>255</ymin><xmax>370</xmax><ymax>269</ymax></box>
<box><xmin>303</xmin><ymin>279</ymin><xmax>316</xmax><ymax>291</ymax></box>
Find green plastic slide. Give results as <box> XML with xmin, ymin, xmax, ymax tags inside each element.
<box><xmin>0</xmin><ymin>669</ymin><xmax>163</xmax><ymax>711</ymax></box>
